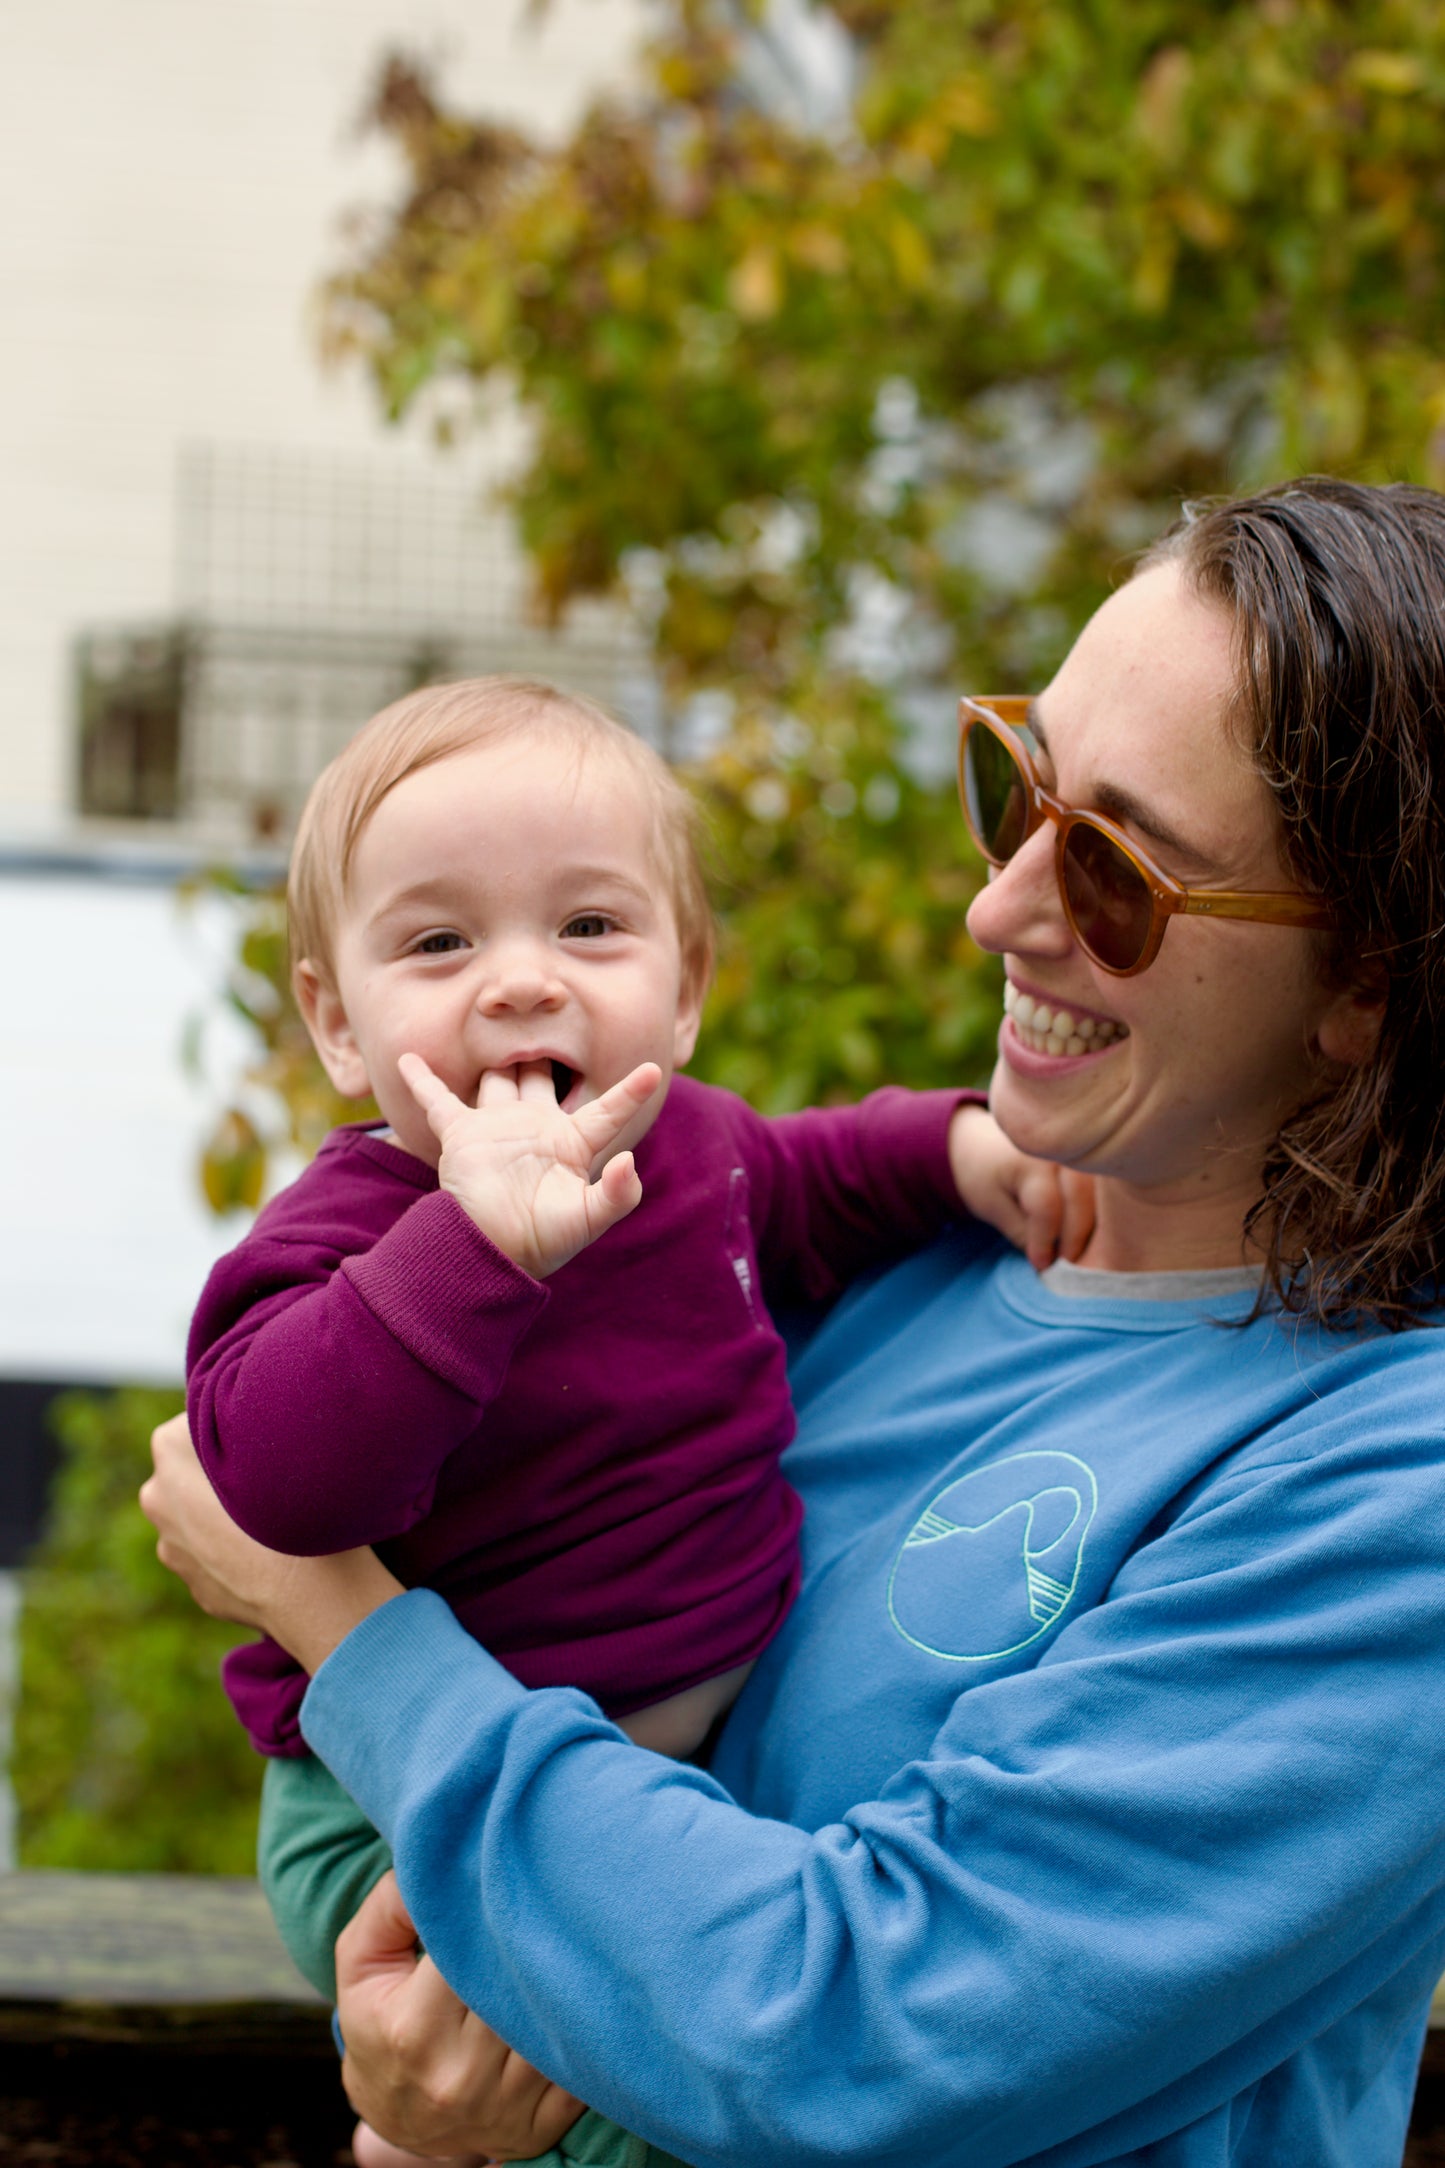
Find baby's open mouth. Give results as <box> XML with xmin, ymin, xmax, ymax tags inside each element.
<box><xmin>550</xmin><ymin>1060</ymin><xmax>578</xmax><ymax>1101</ymax></box>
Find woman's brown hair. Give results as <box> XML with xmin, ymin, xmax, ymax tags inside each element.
<box><xmin>1145</xmin><ymin>478</ymin><xmax>1445</xmax><ymax>1330</ymax></box>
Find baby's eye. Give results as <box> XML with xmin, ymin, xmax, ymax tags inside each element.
<box><xmin>563</xmin><ymin>913</ymin><xmax>617</xmax><ymax>940</ymax></box>
<box><xmin>414</xmin><ymin>931</ymin><xmax>465</xmax><ymax>955</ymax></box>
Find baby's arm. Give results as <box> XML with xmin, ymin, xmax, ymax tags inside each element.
<box><xmin>947</xmin><ymin>1103</ymin><xmax>1094</xmax><ymax>1270</ymax></box>
<box><xmin>744</xmin><ymin>1087</ymin><xmax>1089</xmax><ymax>1305</ymax></box>
<box><xmin>190</xmin><ymin>1064</ymin><xmax>658</xmax><ymax>1556</ymax></box>
<box><xmin>188</xmin><ymin>1174</ymin><xmax>548</xmax><ymax>1555</ymax></box>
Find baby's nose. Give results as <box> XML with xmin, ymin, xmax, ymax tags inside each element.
<box><xmin>476</xmin><ymin>940</ymin><xmax>565</xmax><ymax>1013</ymax></box>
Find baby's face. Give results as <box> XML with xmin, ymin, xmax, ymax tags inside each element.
<box><xmin>302</xmin><ymin>735</ymin><xmax>702</xmax><ymax>1167</ymax></box>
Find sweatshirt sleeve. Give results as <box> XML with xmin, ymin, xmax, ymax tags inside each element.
<box><xmin>187</xmin><ymin>1185</ymin><xmax>547</xmax><ymax>1553</ymax></box>
<box><xmin>741</xmin><ymin>1086</ymin><xmax>982</xmax><ymax>1308</ymax></box>
<box><xmin>300</xmin><ymin>1414</ymin><xmax>1445</xmax><ymax>2168</ymax></box>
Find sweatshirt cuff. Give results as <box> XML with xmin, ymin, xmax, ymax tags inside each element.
<box><xmin>300</xmin><ymin>1588</ymin><xmax>529</xmax><ymax>1843</ymax></box>
<box><xmin>342</xmin><ymin>1189</ymin><xmax>549</xmax><ymax>1401</ymax></box>
<box><xmin>857</xmin><ymin>1085</ymin><xmax>983</xmax><ymax>1223</ymax></box>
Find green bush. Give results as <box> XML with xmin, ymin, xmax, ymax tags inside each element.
<box><xmin>15</xmin><ymin>1387</ymin><xmax>262</xmax><ymax>1873</ymax></box>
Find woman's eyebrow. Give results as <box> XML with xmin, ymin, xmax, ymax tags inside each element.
<box><xmin>1027</xmin><ymin>701</ymin><xmax>1225</xmax><ymax>873</ymax></box>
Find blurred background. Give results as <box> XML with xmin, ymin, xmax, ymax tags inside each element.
<box><xmin>8</xmin><ymin>0</ymin><xmax>1445</xmax><ymax>1873</ymax></box>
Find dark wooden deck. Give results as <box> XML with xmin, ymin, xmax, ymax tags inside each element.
<box><xmin>0</xmin><ymin>1871</ymin><xmax>349</xmax><ymax>2164</ymax></box>
<box><xmin>0</xmin><ymin>1870</ymin><xmax>329</xmax><ymax>2051</ymax></box>
<box><xmin>1</xmin><ymin>1871</ymin><xmax>1444</xmax><ymax>2164</ymax></box>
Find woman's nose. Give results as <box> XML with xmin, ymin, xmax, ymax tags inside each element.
<box><xmin>965</xmin><ymin>824</ymin><xmax>1073</xmax><ymax>962</ymax></box>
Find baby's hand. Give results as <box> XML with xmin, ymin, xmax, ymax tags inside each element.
<box><xmin>399</xmin><ymin>1053</ymin><xmax>662</xmax><ymax>1280</ymax></box>
<box><xmin>947</xmin><ymin>1103</ymin><xmax>1094</xmax><ymax>1272</ymax></box>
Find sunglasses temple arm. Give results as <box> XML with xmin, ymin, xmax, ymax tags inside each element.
<box><xmin>1179</xmin><ymin>892</ymin><xmax>1333</xmax><ymax>929</ymax></box>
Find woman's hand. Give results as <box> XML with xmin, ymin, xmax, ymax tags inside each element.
<box><xmin>140</xmin><ymin>1413</ymin><xmax>404</xmax><ymax>1673</ymax></box>
<box><xmin>337</xmin><ymin>1873</ymin><xmax>585</xmax><ymax>2162</ymax></box>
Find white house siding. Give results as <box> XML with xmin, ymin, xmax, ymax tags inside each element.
<box><xmin>0</xmin><ymin>0</ymin><xmax>645</xmax><ymax>831</ymax></box>
<box><xmin>0</xmin><ymin>2</ymin><xmax>643</xmax><ymax>1395</ymax></box>
<box><xmin>0</xmin><ymin>860</ymin><xmax>269</xmax><ymax>1385</ymax></box>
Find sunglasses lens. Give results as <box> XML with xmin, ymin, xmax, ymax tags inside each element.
<box><xmin>1061</xmin><ymin>823</ymin><xmax>1155</xmax><ymax>971</ymax></box>
<box><xmin>963</xmin><ymin>721</ymin><xmax>1029</xmax><ymax>861</ymax></box>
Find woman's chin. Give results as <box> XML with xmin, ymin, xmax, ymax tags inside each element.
<box><xmin>988</xmin><ymin>1037</ymin><xmax>1118</xmax><ymax>1174</ymax></box>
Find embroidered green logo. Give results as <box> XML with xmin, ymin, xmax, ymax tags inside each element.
<box><xmin>887</xmin><ymin>1450</ymin><xmax>1098</xmax><ymax>1663</ymax></box>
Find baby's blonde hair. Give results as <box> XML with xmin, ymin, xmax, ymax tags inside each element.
<box><xmin>288</xmin><ymin>676</ymin><xmax>714</xmax><ymax>999</ymax></box>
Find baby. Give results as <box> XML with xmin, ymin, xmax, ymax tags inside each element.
<box><xmin>187</xmin><ymin>676</ymin><xmax>1085</xmax><ymax>2167</ymax></box>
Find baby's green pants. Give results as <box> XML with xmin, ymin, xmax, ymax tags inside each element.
<box><xmin>260</xmin><ymin>1753</ymin><xmax>691</xmax><ymax>2168</ymax></box>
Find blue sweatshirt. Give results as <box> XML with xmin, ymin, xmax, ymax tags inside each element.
<box><xmin>302</xmin><ymin>1227</ymin><xmax>1445</xmax><ymax>2168</ymax></box>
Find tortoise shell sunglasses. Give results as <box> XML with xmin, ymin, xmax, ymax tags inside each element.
<box><xmin>958</xmin><ymin>697</ymin><xmax>1333</xmax><ymax>977</ymax></box>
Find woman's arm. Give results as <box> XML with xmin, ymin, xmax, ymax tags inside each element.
<box><xmin>295</xmin><ymin>1427</ymin><xmax>1445</xmax><ymax>2168</ymax></box>
<box><xmin>143</xmin><ymin>1416</ymin><xmax>588</xmax><ymax>2164</ymax></box>
<box><xmin>140</xmin><ymin>1413</ymin><xmax>404</xmax><ymax>1671</ymax></box>
<box><xmin>146</xmin><ymin>1404</ymin><xmax>1445</xmax><ymax>2168</ymax></box>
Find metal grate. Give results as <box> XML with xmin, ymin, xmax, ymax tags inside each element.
<box><xmin>175</xmin><ymin>442</ymin><xmax>542</xmax><ymax>635</ymax></box>
<box><xmin>76</xmin><ymin>445</ymin><xmax>656</xmax><ymax>836</ymax></box>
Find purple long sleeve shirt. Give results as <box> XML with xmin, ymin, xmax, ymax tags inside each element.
<box><xmin>187</xmin><ymin>1076</ymin><xmax>968</xmax><ymax>1755</ymax></box>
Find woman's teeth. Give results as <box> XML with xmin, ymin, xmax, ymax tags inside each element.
<box><xmin>1003</xmin><ymin>982</ymin><xmax>1129</xmax><ymax>1058</ymax></box>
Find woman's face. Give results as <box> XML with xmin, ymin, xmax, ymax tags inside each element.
<box><xmin>966</xmin><ymin>560</ymin><xmax>1348</xmax><ymax>1211</ymax></box>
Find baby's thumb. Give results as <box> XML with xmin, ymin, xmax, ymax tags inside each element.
<box><xmin>594</xmin><ymin>1150</ymin><xmax>643</xmax><ymax>1227</ymax></box>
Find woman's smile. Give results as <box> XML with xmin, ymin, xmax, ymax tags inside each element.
<box><xmin>1002</xmin><ymin>977</ymin><xmax>1130</xmax><ymax>1061</ymax></box>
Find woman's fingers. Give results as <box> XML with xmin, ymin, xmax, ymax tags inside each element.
<box><xmin>337</xmin><ymin>1874</ymin><xmax>583</xmax><ymax>2160</ymax></box>
<box><xmin>140</xmin><ymin>1416</ymin><xmax>404</xmax><ymax>1667</ymax></box>
<box><xmin>337</xmin><ymin>1870</ymin><xmax>421</xmax><ymax>1986</ymax></box>
<box><xmin>140</xmin><ymin>1414</ymin><xmax>267</xmax><ymax>1627</ymax></box>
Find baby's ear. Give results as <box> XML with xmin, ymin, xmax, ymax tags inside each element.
<box><xmin>294</xmin><ymin>960</ymin><xmax>373</xmax><ymax>1100</ymax></box>
<box><xmin>672</xmin><ymin>975</ymin><xmax>705</xmax><ymax>1070</ymax></box>
<box><xmin>672</xmin><ymin>937</ymin><xmax>713</xmax><ymax>1071</ymax></box>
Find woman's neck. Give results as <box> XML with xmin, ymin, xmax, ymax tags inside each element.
<box><xmin>1076</xmin><ymin>1166</ymin><xmax>1264</xmax><ymax>1275</ymax></box>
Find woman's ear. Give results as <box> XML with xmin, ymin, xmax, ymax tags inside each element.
<box><xmin>1315</xmin><ymin>964</ymin><xmax>1388</xmax><ymax>1068</ymax></box>
<box><xmin>294</xmin><ymin>960</ymin><xmax>373</xmax><ymax>1100</ymax></box>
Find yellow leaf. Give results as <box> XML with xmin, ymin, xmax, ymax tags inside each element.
<box><xmin>1348</xmin><ymin>51</ymin><xmax>1424</xmax><ymax>95</ymax></box>
<box><xmin>898</xmin><ymin>117</ymin><xmax>947</xmax><ymax>169</ymax></box>
<box><xmin>889</xmin><ymin>214</ymin><xmax>933</xmax><ymax>293</ymax></box>
<box><xmin>1132</xmin><ymin>224</ymin><xmax>1177</xmax><ymax>314</ymax></box>
<box><xmin>607</xmin><ymin>250</ymin><xmax>648</xmax><ymax>308</ymax></box>
<box><xmin>938</xmin><ymin>74</ymin><xmax>999</xmax><ymax>140</ymax></box>
<box><xmin>1135</xmin><ymin>46</ymin><xmax>1193</xmax><ymax>156</ymax></box>
<box><xmin>200</xmin><ymin>1109</ymin><xmax>266</xmax><ymax>1215</ymax></box>
<box><xmin>729</xmin><ymin>246</ymin><xmax>782</xmax><ymax>320</ymax></box>
<box><xmin>1172</xmin><ymin>192</ymin><xmax>1234</xmax><ymax>251</ymax></box>
<box><xmin>790</xmin><ymin>223</ymin><xmax>848</xmax><ymax>275</ymax></box>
